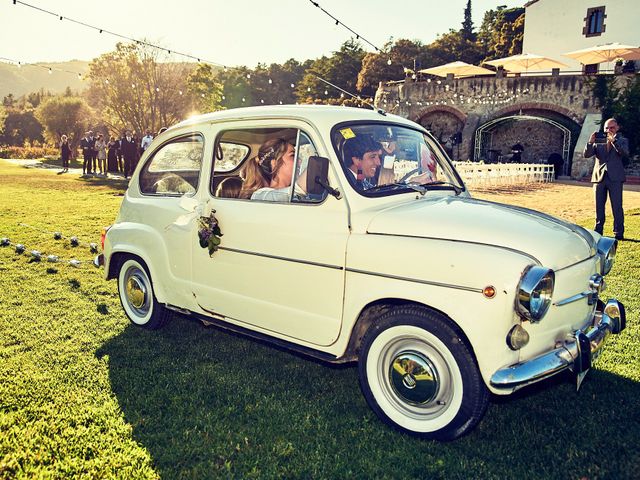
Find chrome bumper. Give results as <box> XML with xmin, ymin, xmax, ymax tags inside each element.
<box><xmin>490</xmin><ymin>299</ymin><xmax>626</xmax><ymax>391</ymax></box>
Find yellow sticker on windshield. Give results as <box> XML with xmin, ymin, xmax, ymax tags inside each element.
<box><xmin>339</xmin><ymin>128</ymin><xmax>356</xmax><ymax>139</ymax></box>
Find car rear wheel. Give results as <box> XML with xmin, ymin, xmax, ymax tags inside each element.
<box><xmin>117</xmin><ymin>257</ymin><xmax>170</xmax><ymax>329</ymax></box>
<box><xmin>358</xmin><ymin>306</ymin><xmax>489</xmax><ymax>441</ymax></box>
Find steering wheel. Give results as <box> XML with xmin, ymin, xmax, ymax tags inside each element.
<box><xmin>399</xmin><ymin>168</ymin><xmax>420</xmax><ymax>183</ymax></box>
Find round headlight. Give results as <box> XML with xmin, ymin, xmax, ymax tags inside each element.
<box><xmin>597</xmin><ymin>237</ymin><xmax>617</xmax><ymax>275</ymax></box>
<box><xmin>516</xmin><ymin>266</ymin><xmax>555</xmax><ymax>322</ymax></box>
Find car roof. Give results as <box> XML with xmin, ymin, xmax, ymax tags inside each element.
<box><xmin>168</xmin><ymin>105</ymin><xmax>419</xmax><ymax>133</ymax></box>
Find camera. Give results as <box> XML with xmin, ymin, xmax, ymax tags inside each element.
<box><xmin>594</xmin><ymin>132</ymin><xmax>607</xmax><ymax>144</ymax></box>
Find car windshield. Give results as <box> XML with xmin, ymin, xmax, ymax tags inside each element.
<box><xmin>332</xmin><ymin>123</ymin><xmax>463</xmax><ymax>196</ymax></box>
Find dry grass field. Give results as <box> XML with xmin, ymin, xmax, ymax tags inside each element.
<box><xmin>471</xmin><ymin>181</ymin><xmax>640</xmax><ymax>227</ymax></box>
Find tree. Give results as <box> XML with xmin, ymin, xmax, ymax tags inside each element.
<box><xmin>36</xmin><ymin>96</ymin><xmax>94</xmax><ymax>158</ymax></box>
<box><xmin>357</xmin><ymin>39</ymin><xmax>430</xmax><ymax>94</ymax></box>
<box><xmin>461</xmin><ymin>0</ymin><xmax>475</xmax><ymax>42</ymax></box>
<box><xmin>613</xmin><ymin>76</ymin><xmax>640</xmax><ymax>156</ymax></box>
<box><xmin>478</xmin><ymin>7</ymin><xmax>525</xmax><ymax>61</ymax></box>
<box><xmin>0</xmin><ymin>111</ymin><xmax>43</xmax><ymax>146</ymax></box>
<box><xmin>87</xmin><ymin>42</ymin><xmax>194</xmax><ymax>135</ymax></box>
<box><xmin>186</xmin><ymin>63</ymin><xmax>224</xmax><ymax>114</ymax></box>
<box><xmin>0</xmin><ymin>105</ymin><xmax>6</xmax><ymax>138</ymax></box>
<box><xmin>298</xmin><ymin>39</ymin><xmax>366</xmax><ymax>102</ymax></box>
<box><xmin>426</xmin><ymin>30</ymin><xmax>485</xmax><ymax>66</ymax></box>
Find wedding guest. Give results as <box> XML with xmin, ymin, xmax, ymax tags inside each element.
<box><xmin>95</xmin><ymin>134</ymin><xmax>107</xmax><ymax>175</ymax></box>
<box><xmin>120</xmin><ymin>130</ymin><xmax>138</xmax><ymax>179</ymax></box>
<box><xmin>89</xmin><ymin>130</ymin><xmax>97</xmax><ymax>174</ymax></box>
<box><xmin>60</xmin><ymin>134</ymin><xmax>71</xmax><ymax>173</ymax></box>
<box><xmin>141</xmin><ymin>130</ymin><xmax>154</xmax><ymax>154</ymax></box>
<box><xmin>107</xmin><ymin>136</ymin><xmax>119</xmax><ymax>173</ymax></box>
<box><xmin>79</xmin><ymin>131</ymin><xmax>92</xmax><ymax>176</ymax></box>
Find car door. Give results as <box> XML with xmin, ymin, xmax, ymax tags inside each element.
<box><xmin>134</xmin><ymin>132</ymin><xmax>206</xmax><ymax>307</ymax></box>
<box><xmin>190</xmin><ymin>121</ymin><xmax>349</xmax><ymax>347</ymax></box>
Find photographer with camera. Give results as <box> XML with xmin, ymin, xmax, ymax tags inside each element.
<box><xmin>584</xmin><ymin>118</ymin><xmax>629</xmax><ymax>240</ymax></box>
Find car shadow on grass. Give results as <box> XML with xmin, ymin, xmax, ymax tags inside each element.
<box><xmin>97</xmin><ymin>315</ymin><xmax>640</xmax><ymax>479</ymax></box>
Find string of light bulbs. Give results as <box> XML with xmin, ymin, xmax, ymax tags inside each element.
<box><xmin>11</xmin><ymin>0</ymin><xmax>228</xmax><ymax>69</ymax></box>
<box><xmin>308</xmin><ymin>0</ymin><xmax>392</xmax><ymax>66</ymax></box>
<box><xmin>0</xmin><ymin>55</ymin><xmax>84</xmax><ymax>78</ymax></box>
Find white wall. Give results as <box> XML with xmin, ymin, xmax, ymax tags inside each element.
<box><xmin>522</xmin><ymin>0</ymin><xmax>640</xmax><ymax>71</ymax></box>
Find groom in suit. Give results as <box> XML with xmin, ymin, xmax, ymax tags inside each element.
<box><xmin>583</xmin><ymin>118</ymin><xmax>628</xmax><ymax>240</ymax></box>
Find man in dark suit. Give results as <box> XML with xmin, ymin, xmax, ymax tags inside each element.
<box><xmin>583</xmin><ymin>118</ymin><xmax>628</xmax><ymax>240</ymax></box>
<box><xmin>79</xmin><ymin>131</ymin><xmax>92</xmax><ymax>176</ymax></box>
<box><xmin>120</xmin><ymin>130</ymin><xmax>138</xmax><ymax>179</ymax></box>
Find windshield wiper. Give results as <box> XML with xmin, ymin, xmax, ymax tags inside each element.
<box><xmin>365</xmin><ymin>182</ymin><xmax>417</xmax><ymax>193</ymax></box>
<box><xmin>417</xmin><ymin>181</ymin><xmax>463</xmax><ymax>196</ymax></box>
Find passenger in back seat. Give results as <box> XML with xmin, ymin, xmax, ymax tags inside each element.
<box><xmin>215</xmin><ymin>177</ymin><xmax>243</xmax><ymax>198</ymax></box>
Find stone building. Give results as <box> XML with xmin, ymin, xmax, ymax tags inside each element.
<box><xmin>374</xmin><ymin>0</ymin><xmax>639</xmax><ymax>179</ymax></box>
<box><xmin>523</xmin><ymin>0</ymin><xmax>640</xmax><ymax>73</ymax></box>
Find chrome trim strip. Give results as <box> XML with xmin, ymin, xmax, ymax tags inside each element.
<box><xmin>346</xmin><ymin>267</ymin><xmax>483</xmax><ymax>293</ymax></box>
<box><xmin>218</xmin><ymin>246</ymin><xmax>344</xmax><ymax>270</ymax></box>
<box><xmin>554</xmin><ymin>291</ymin><xmax>590</xmax><ymax>306</ymax></box>
<box><xmin>365</xmin><ymin>232</ymin><xmax>541</xmax><ymax>265</ymax></box>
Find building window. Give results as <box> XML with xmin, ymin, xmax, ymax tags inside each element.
<box><xmin>583</xmin><ymin>6</ymin><xmax>606</xmax><ymax>37</ymax></box>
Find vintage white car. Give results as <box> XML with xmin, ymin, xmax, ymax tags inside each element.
<box><xmin>96</xmin><ymin>105</ymin><xmax>625</xmax><ymax>440</ymax></box>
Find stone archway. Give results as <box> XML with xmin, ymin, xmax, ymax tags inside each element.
<box><xmin>415</xmin><ymin>106</ymin><xmax>467</xmax><ymax>159</ymax></box>
<box><xmin>474</xmin><ymin>115</ymin><xmax>573</xmax><ymax>175</ymax></box>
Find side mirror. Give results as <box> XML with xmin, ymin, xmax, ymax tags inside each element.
<box><xmin>306</xmin><ymin>156</ymin><xmax>340</xmax><ymax>198</ymax></box>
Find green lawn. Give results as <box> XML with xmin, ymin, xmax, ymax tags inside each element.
<box><xmin>1</xmin><ymin>161</ymin><xmax>639</xmax><ymax>479</ymax></box>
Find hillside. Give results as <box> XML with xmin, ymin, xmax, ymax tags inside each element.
<box><xmin>0</xmin><ymin>60</ymin><xmax>90</xmax><ymax>98</ymax></box>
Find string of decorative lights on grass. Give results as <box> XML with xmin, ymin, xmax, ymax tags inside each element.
<box><xmin>0</xmin><ymin>221</ymin><xmax>105</xmax><ymax>267</ymax></box>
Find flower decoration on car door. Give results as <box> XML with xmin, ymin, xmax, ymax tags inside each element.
<box><xmin>197</xmin><ymin>210</ymin><xmax>222</xmax><ymax>256</ymax></box>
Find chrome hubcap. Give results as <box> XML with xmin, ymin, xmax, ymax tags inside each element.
<box><xmin>126</xmin><ymin>272</ymin><xmax>148</xmax><ymax>312</ymax></box>
<box><xmin>390</xmin><ymin>351</ymin><xmax>439</xmax><ymax>405</ymax></box>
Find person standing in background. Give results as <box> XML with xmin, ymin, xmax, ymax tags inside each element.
<box><xmin>79</xmin><ymin>131</ymin><xmax>92</xmax><ymax>176</ymax></box>
<box><xmin>140</xmin><ymin>130</ymin><xmax>154</xmax><ymax>154</ymax></box>
<box><xmin>583</xmin><ymin>118</ymin><xmax>628</xmax><ymax>240</ymax></box>
<box><xmin>120</xmin><ymin>130</ymin><xmax>138</xmax><ymax>179</ymax></box>
<box><xmin>60</xmin><ymin>134</ymin><xmax>71</xmax><ymax>173</ymax></box>
<box><xmin>95</xmin><ymin>134</ymin><xmax>107</xmax><ymax>175</ymax></box>
<box><xmin>107</xmin><ymin>136</ymin><xmax>119</xmax><ymax>173</ymax></box>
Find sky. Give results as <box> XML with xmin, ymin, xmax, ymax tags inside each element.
<box><xmin>0</xmin><ymin>0</ymin><xmax>524</xmax><ymax>67</ymax></box>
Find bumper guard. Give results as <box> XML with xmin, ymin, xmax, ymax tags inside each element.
<box><xmin>490</xmin><ymin>299</ymin><xmax>626</xmax><ymax>391</ymax></box>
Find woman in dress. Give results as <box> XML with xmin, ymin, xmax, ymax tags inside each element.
<box><xmin>95</xmin><ymin>134</ymin><xmax>107</xmax><ymax>175</ymax></box>
<box><xmin>239</xmin><ymin>138</ymin><xmax>294</xmax><ymax>201</ymax></box>
<box><xmin>107</xmin><ymin>136</ymin><xmax>119</xmax><ymax>173</ymax></box>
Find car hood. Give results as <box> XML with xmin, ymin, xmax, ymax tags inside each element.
<box><xmin>366</xmin><ymin>196</ymin><xmax>595</xmax><ymax>269</ymax></box>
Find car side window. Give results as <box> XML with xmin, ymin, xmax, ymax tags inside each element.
<box><xmin>139</xmin><ymin>134</ymin><xmax>203</xmax><ymax>196</ymax></box>
<box><xmin>292</xmin><ymin>131</ymin><xmax>327</xmax><ymax>203</ymax></box>
<box><xmin>211</xmin><ymin>128</ymin><xmax>327</xmax><ymax>204</ymax></box>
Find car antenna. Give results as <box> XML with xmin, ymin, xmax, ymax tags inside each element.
<box><xmin>312</xmin><ymin>74</ymin><xmax>386</xmax><ymax>116</ymax></box>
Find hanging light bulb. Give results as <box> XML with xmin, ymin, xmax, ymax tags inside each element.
<box><xmin>324</xmin><ymin>90</ymin><xmax>328</xmax><ymax>95</ymax></box>
<box><xmin>156</xmin><ymin>87</ymin><xmax>160</xmax><ymax>92</ymax></box>
<box><xmin>48</xmin><ymin>68</ymin><xmax>52</xmax><ymax>74</ymax></box>
<box><xmin>224</xmin><ymin>66</ymin><xmax>228</xmax><ymax>72</ymax></box>
<box><xmin>290</xmin><ymin>83</ymin><xmax>294</xmax><ymax>88</ymax></box>
<box><xmin>241</xmin><ymin>97</ymin><xmax>245</xmax><ymax>102</ymax></box>
<box><xmin>268</xmin><ymin>78</ymin><xmax>272</xmax><ymax>84</ymax></box>
<box><xmin>178</xmin><ymin>90</ymin><xmax>183</xmax><ymax>95</ymax></box>
<box><xmin>77</xmin><ymin>73</ymin><xmax>82</xmax><ymax>80</ymax></box>
<box><xmin>260</xmin><ymin>99</ymin><xmax>264</xmax><ymax>103</ymax></box>
<box><xmin>222</xmin><ymin>95</ymin><xmax>225</xmax><ymax>100</ymax></box>
<box><xmin>387</xmin><ymin>58</ymin><xmax>392</xmax><ymax>66</ymax></box>
<box><xmin>246</xmin><ymin>73</ymin><xmax>251</xmax><ymax>79</ymax></box>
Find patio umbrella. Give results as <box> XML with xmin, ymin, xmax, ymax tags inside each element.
<box><xmin>418</xmin><ymin>61</ymin><xmax>495</xmax><ymax>78</ymax></box>
<box><xmin>564</xmin><ymin>42</ymin><xmax>640</xmax><ymax>64</ymax></box>
<box><xmin>484</xmin><ymin>53</ymin><xmax>568</xmax><ymax>73</ymax></box>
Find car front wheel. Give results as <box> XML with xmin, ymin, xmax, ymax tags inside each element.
<box><xmin>117</xmin><ymin>257</ymin><xmax>170</xmax><ymax>329</ymax></box>
<box><xmin>358</xmin><ymin>306</ymin><xmax>489</xmax><ymax>441</ymax></box>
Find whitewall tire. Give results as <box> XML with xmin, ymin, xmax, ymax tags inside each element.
<box><xmin>117</xmin><ymin>257</ymin><xmax>170</xmax><ymax>329</ymax></box>
<box><xmin>358</xmin><ymin>306</ymin><xmax>489</xmax><ymax>440</ymax></box>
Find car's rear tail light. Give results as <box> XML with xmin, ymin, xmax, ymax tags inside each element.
<box><xmin>100</xmin><ymin>226</ymin><xmax>111</xmax><ymax>250</ymax></box>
